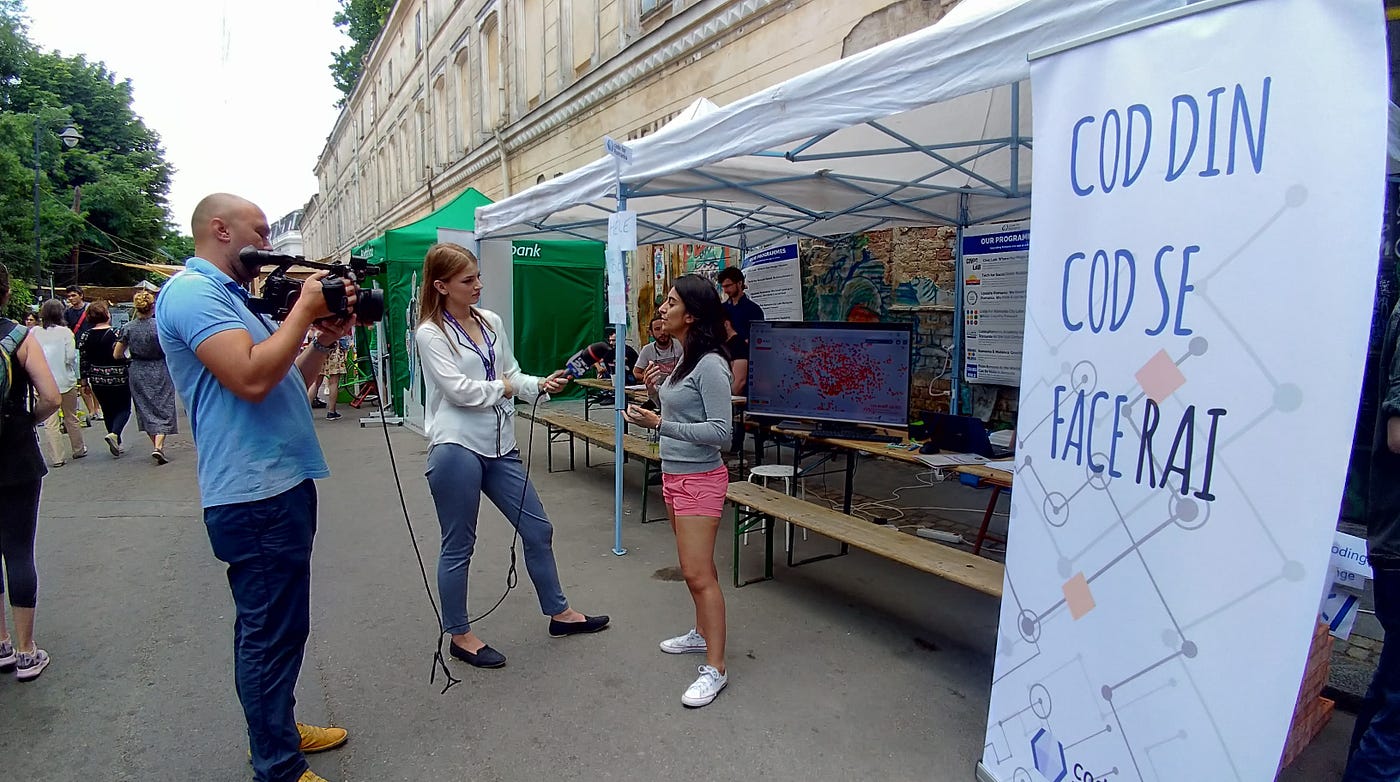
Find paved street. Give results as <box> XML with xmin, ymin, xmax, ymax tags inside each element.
<box><xmin>0</xmin><ymin>410</ymin><xmax>1359</xmax><ymax>780</ymax></box>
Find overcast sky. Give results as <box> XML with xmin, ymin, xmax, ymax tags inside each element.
<box><xmin>27</xmin><ymin>0</ymin><xmax>351</xmax><ymax>236</ymax></box>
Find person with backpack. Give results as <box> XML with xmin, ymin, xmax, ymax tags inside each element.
<box><xmin>0</xmin><ymin>262</ymin><xmax>63</xmax><ymax>681</ymax></box>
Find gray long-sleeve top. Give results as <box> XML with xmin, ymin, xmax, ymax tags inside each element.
<box><xmin>656</xmin><ymin>351</ymin><xmax>733</xmax><ymax>474</ymax></box>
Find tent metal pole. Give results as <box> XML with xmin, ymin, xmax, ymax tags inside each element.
<box><xmin>1010</xmin><ymin>82</ymin><xmax>1022</xmax><ymax>196</ymax></box>
<box><xmin>952</xmin><ymin>193</ymin><xmax>970</xmax><ymax>416</ymax></box>
<box><xmin>612</xmin><ymin>185</ymin><xmax>629</xmax><ymax>557</ymax></box>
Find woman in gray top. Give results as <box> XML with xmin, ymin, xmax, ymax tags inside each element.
<box><xmin>625</xmin><ymin>274</ymin><xmax>733</xmax><ymax>708</ymax></box>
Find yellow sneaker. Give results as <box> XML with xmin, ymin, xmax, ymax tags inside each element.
<box><xmin>297</xmin><ymin>722</ymin><xmax>349</xmax><ymax>753</ymax></box>
<box><xmin>298</xmin><ymin>771</ymin><xmax>332</xmax><ymax>782</ymax></box>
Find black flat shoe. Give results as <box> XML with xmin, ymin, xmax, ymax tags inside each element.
<box><xmin>549</xmin><ymin>614</ymin><xmax>611</xmax><ymax>637</ymax></box>
<box><xmin>448</xmin><ymin>641</ymin><xmax>506</xmax><ymax>668</ymax></box>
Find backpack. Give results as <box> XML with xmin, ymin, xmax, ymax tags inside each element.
<box><xmin>0</xmin><ymin>317</ymin><xmax>29</xmax><ymax>435</ymax></box>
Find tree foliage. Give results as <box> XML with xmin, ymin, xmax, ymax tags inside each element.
<box><xmin>0</xmin><ymin>1</ymin><xmax>186</xmax><ymax>293</ymax></box>
<box><xmin>330</xmin><ymin>0</ymin><xmax>393</xmax><ymax>107</ymax></box>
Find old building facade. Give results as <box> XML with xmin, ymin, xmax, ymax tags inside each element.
<box><xmin>303</xmin><ymin>0</ymin><xmax>959</xmax><ymax>260</ymax></box>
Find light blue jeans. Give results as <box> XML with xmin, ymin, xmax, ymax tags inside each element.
<box><xmin>425</xmin><ymin>444</ymin><xmax>569</xmax><ymax>634</ymax></box>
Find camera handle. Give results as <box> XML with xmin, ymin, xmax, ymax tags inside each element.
<box><xmin>320</xmin><ymin>276</ymin><xmax>350</xmax><ymax>316</ymax></box>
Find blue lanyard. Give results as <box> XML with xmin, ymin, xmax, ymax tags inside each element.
<box><xmin>443</xmin><ymin>310</ymin><xmax>497</xmax><ymax>381</ymax></box>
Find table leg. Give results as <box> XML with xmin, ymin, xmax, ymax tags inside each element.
<box><xmin>973</xmin><ymin>485</ymin><xmax>1004</xmax><ymax>555</ymax></box>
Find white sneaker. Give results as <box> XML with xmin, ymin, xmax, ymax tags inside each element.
<box><xmin>659</xmin><ymin>628</ymin><xmax>707</xmax><ymax>655</ymax></box>
<box><xmin>681</xmin><ymin>664</ymin><xmax>727</xmax><ymax>708</ymax></box>
<box><xmin>0</xmin><ymin>638</ymin><xmax>14</xmax><ymax>673</ymax></box>
<box><xmin>15</xmin><ymin>647</ymin><xmax>49</xmax><ymax>681</ymax></box>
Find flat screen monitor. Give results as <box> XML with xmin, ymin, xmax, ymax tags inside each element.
<box><xmin>747</xmin><ymin>321</ymin><xmax>912</xmax><ymax>428</ymax></box>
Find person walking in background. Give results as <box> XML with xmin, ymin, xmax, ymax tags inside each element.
<box><xmin>113</xmin><ymin>291</ymin><xmax>177</xmax><ymax>464</ymax></box>
<box><xmin>22</xmin><ymin>311</ymin><xmax>37</xmax><ymax>329</ymax></box>
<box><xmin>415</xmin><ymin>242</ymin><xmax>609</xmax><ymax>670</ymax></box>
<box><xmin>717</xmin><ymin>266</ymin><xmax>764</xmax><ymax>344</ymax></box>
<box><xmin>0</xmin><ymin>262</ymin><xmax>63</xmax><ymax>682</ymax></box>
<box><xmin>308</xmin><ymin>334</ymin><xmax>350</xmax><ymax>421</ymax></box>
<box><xmin>624</xmin><ymin>274</ymin><xmax>734</xmax><ymax>708</ymax></box>
<box><xmin>76</xmin><ymin>300</ymin><xmax>131</xmax><ymax>457</ymax></box>
<box><xmin>31</xmin><ymin>299</ymin><xmax>86</xmax><ymax>466</ymax></box>
<box><xmin>64</xmin><ymin>285</ymin><xmax>99</xmax><ymax>424</ymax></box>
<box><xmin>1345</xmin><ymin>297</ymin><xmax>1400</xmax><ymax>781</ymax></box>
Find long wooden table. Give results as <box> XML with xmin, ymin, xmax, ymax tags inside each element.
<box><xmin>758</xmin><ymin>424</ymin><xmax>1013</xmax><ymax>558</ymax></box>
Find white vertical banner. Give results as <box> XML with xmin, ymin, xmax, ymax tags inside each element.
<box><xmin>982</xmin><ymin>2</ymin><xmax>1386</xmax><ymax>782</ymax></box>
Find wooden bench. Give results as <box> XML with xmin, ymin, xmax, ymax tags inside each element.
<box><xmin>726</xmin><ymin>481</ymin><xmax>1004</xmax><ymax>597</ymax></box>
<box><xmin>531</xmin><ymin>409</ymin><xmax>667</xmax><ymax>523</ymax></box>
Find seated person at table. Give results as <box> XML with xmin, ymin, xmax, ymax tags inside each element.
<box><xmin>633</xmin><ymin>316</ymin><xmax>683</xmax><ymax>384</ymax></box>
<box><xmin>598</xmin><ymin>326</ymin><xmax>639</xmax><ymax>380</ymax></box>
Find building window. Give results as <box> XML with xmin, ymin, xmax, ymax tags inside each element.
<box><xmin>640</xmin><ymin>0</ymin><xmax>662</xmax><ymax>15</ymax></box>
<box><xmin>481</xmin><ymin>13</ymin><xmax>502</xmax><ymax>128</ymax></box>
<box><xmin>523</xmin><ymin>0</ymin><xmax>544</xmax><ymax>106</ymax></box>
<box><xmin>570</xmin><ymin>0</ymin><xmax>595</xmax><ymax>75</ymax></box>
<box><xmin>415</xmin><ymin>10</ymin><xmax>423</xmax><ymax>54</ymax></box>
<box><xmin>432</xmin><ymin>78</ymin><xmax>447</xmax><ymax>167</ymax></box>
<box><xmin>454</xmin><ymin>48</ymin><xmax>472</xmax><ymax>152</ymax></box>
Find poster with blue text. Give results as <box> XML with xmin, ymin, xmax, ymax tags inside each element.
<box><xmin>980</xmin><ymin>1</ymin><xmax>1387</xmax><ymax>781</ymax></box>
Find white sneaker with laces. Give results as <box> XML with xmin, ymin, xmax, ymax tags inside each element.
<box><xmin>681</xmin><ymin>664</ymin><xmax>727</xmax><ymax>708</ymax></box>
<box><xmin>15</xmin><ymin>647</ymin><xmax>49</xmax><ymax>681</ymax></box>
<box><xmin>659</xmin><ymin>628</ymin><xmax>707</xmax><ymax>655</ymax></box>
<box><xmin>0</xmin><ymin>638</ymin><xmax>15</xmax><ymax>673</ymax></box>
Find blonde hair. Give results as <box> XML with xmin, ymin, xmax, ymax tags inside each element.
<box><xmin>418</xmin><ymin>243</ymin><xmax>486</xmax><ymax>351</ymax></box>
<box><xmin>132</xmin><ymin>290</ymin><xmax>156</xmax><ymax>316</ymax></box>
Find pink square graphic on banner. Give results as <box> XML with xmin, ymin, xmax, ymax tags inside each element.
<box><xmin>1135</xmin><ymin>349</ymin><xmax>1186</xmax><ymax>403</ymax></box>
<box><xmin>1063</xmin><ymin>573</ymin><xmax>1095</xmax><ymax>620</ymax></box>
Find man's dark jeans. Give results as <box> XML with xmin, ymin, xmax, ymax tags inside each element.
<box><xmin>1345</xmin><ymin>564</ymin><xmax>1400</xmax><ymax>781</ymax></box>
<box><xmin>204</xmin><ymin>479</ymin><xmax>317</xmax><ymax>782</ymax></box>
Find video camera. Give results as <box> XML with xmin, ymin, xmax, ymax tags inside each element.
<box><xmin>241</xmin><ymin>247</ymin><xmax>385</xmax><ymax>324</ymax></box>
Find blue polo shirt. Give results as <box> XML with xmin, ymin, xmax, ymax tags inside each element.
<box><xmin>157</xmin><ymin>257</ymin><xmax>328</xmax><ymax>508</ymax></box>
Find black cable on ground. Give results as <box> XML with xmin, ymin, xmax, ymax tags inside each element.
<box><xmin>372</xmin><ymin>387</ymin><xmax>543</xmax><ymax>694</ymax></box>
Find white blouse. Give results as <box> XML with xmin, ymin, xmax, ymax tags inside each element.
<box><xmin>30</xmin><ymin>325</ymin><xmax>79</xmax><ymax>392</ymax></box>
<box><xmin>414</xmin><ymin>308</ymin><xmax>547</xmax><ymax>457</ymax></box>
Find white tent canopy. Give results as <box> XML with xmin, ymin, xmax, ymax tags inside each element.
<box><xmin>474</xmin><ymin>0</ymin><xmax>1196</xmax><ymax>245</ymax></box>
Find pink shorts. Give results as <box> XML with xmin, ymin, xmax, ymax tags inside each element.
<box><xmin>661</xmin><ymin>465</ymin><xmax>730</xmax><ymax>518</ymax></box>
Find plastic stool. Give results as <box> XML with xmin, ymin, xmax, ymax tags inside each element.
<box><xmin>745</xmin><ymin>464</ymin><xmax>806</xmax><ymax>551</ymax></box>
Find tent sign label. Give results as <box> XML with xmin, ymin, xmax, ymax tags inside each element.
<box><xmin>608</xmin><ymin>211</ymin><xmax>638</xmax><ymax>252</ymax></box>
<box><xmin>604</xmin><ymin>136</ymin><xmax>633</xmax><ymax>163</ymax></box>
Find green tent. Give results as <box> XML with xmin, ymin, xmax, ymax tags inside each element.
<box><xmin>511</xmin><ymin>239</ymin><xmax>606</xmax><ymax>385</ymax></box>
<box><xmin>352</xmin><ymin>189</ymin><xmax>604</xmax><ymax>413</ymax></box>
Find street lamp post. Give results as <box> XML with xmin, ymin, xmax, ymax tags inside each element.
<box><xmin>33</xmin><ymin>118</ymin><xmax>82</xmax><ymax>297</ymax></box>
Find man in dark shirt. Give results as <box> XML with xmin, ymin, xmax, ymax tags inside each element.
<box><xmin>1346</xmin><ymin>299</ymin><xmax>1400</xmax><ymax>782</ymax></box>
<box><xmin>599</xmin><ymin>326</ymin><xmax>638</xmax><ymax>380</ymax></box>
<box><xmin>63</xmin><ymin>285</ymin><xmax>98</xmax><ymax>424</ymax></box>
<box><xmin>718</xmin><ymin>267</ymin><xmax>764</xmax><ymax>343</ymax></box>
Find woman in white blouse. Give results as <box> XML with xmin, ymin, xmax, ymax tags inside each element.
<box><xmin>414</xmin><ymin>242</ymin><xmax>609</xmax><ymax>669</ymax></box>
<box><xmin>30</xmin><ymin>299</ymin><xmax>86</xmax><ymax>465</ymax></box>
